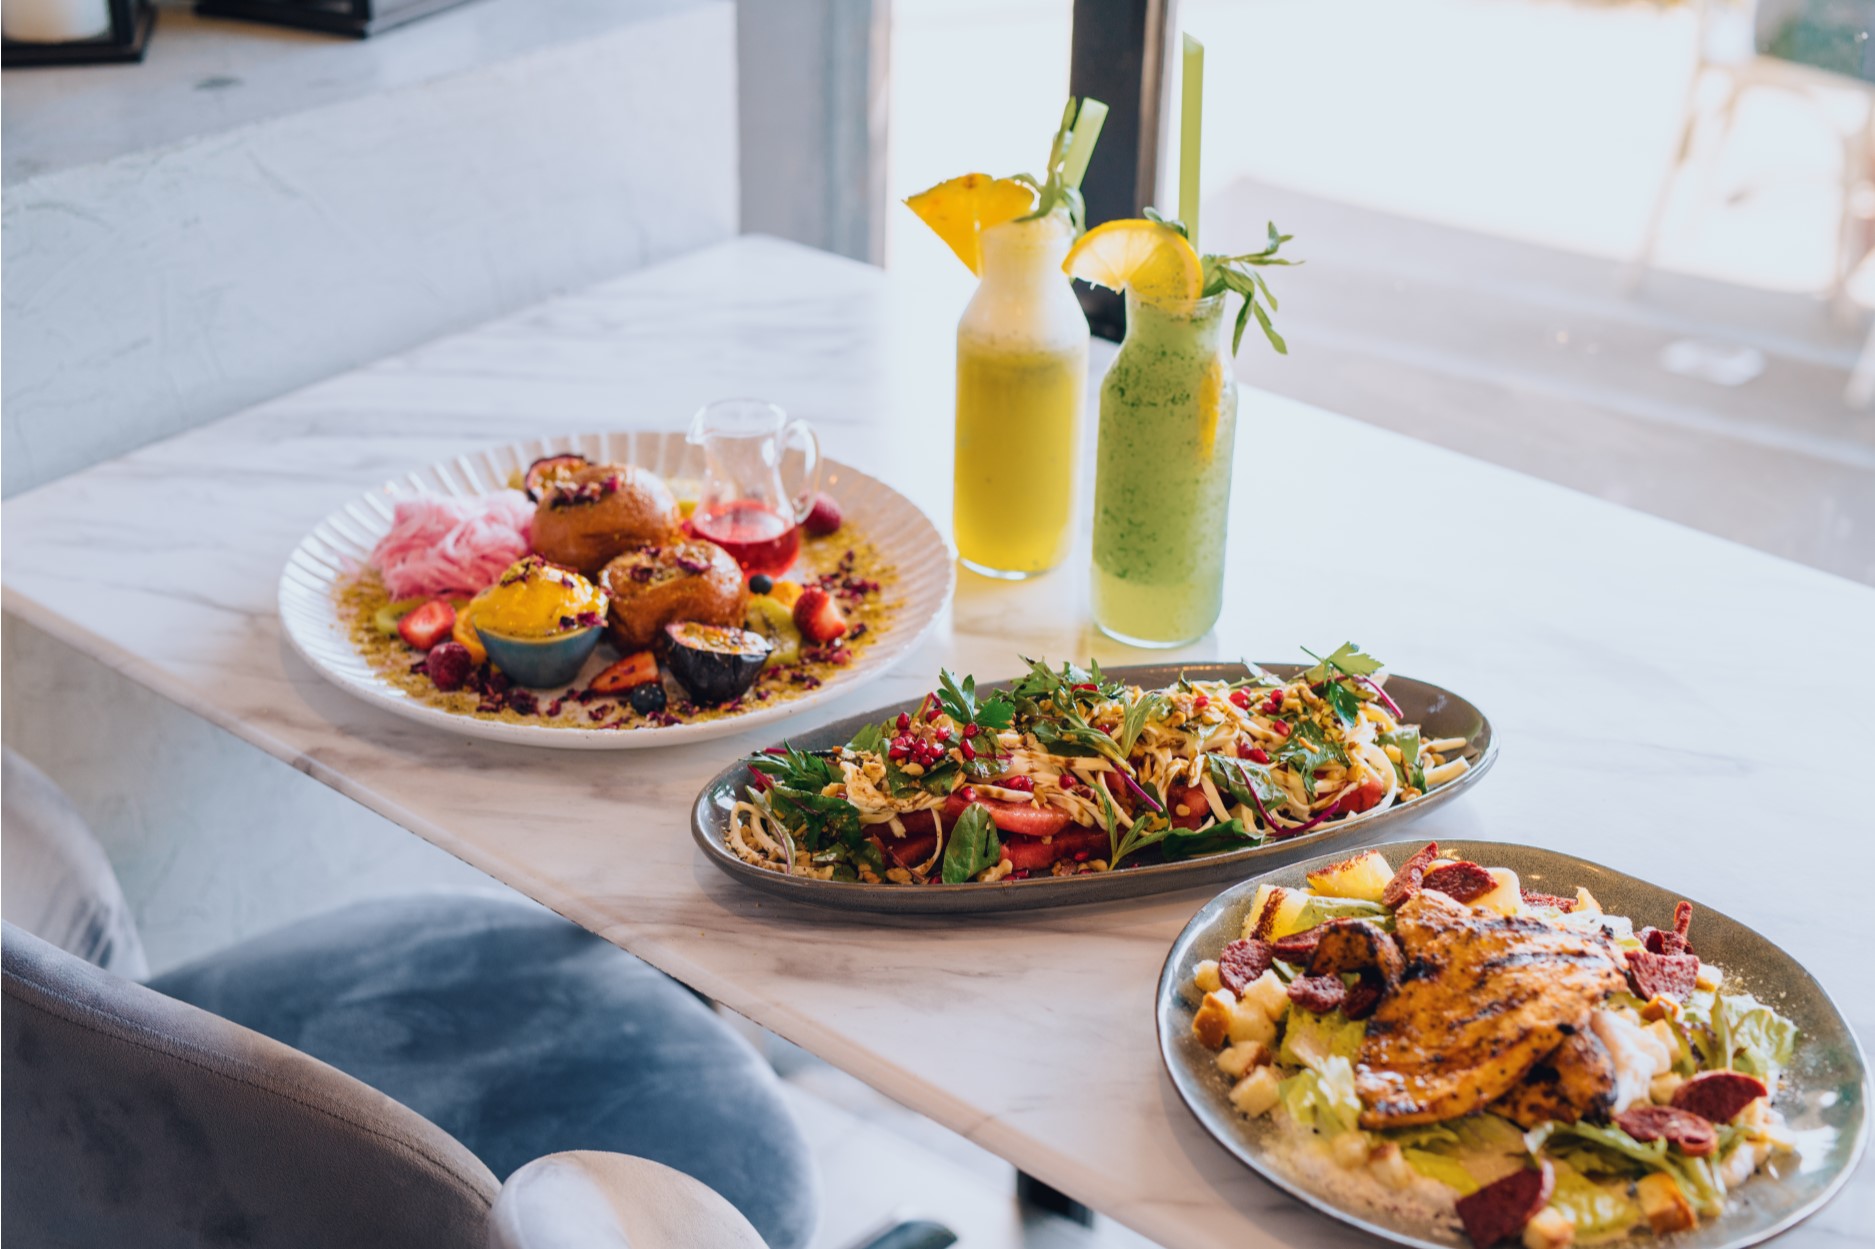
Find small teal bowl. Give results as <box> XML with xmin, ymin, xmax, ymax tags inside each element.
<box><xmin>475</xmin><ymin>623</ymin><xmax>604</xmax><ymax>689</ymax></box>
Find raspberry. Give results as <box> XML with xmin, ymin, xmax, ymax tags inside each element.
<box><xmin>802</xmin><ymin>493</ymin><xmax>844</xmax><ymax>537</ymax></box>
<box><xmin>425</xmin><ymin>642</ymin><xmax>473</xmax><ymax>692</ymax></box>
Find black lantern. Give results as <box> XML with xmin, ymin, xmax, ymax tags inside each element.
<box><xmin>193</xmin><ymin>0</ymin><xmax>474</xmax><ymax>38</ymax></box>
<box><xmin>2</xmin><ymin>0</ymin><xmax>153</xmax><ymax>67</ymax></box>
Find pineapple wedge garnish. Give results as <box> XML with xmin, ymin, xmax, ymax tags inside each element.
<box><xmin>1305</xmin><ymin>849</ymin><xmax>1393</xmax><ymax>902</ymax></box>
<box><xmin>904</xmin><ymin>173</ymin><xmax>1035</xmax><ymax>275</ymax></box>
<box><xmin>1243</xmin><ymin>884</ymin><xmax>1309</xmax><ymax>941</ymax></box>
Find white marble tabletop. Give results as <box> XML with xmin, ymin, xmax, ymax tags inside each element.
<box><xmin>5</xmin><ymin>236</ymin><xmax>1872</xmax><ymax>1248</ymax></box>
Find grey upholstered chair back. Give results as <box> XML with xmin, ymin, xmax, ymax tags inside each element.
<box><xmin>2</xmin><ymin>748</ymin><xmax>147</xmax><ymax>978</ymax></box>
<box><xmin>3</xmin><ymin>921</ymin><xmax>501</xmax><ymax>1249</ymax></box>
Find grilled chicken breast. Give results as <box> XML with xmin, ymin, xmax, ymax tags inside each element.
<box><xmin>1355</xmin><ymin>891</ymin><xmax>1626</xmax><ymax>1128</ymax></box>
<box><xmin>1488</xmin><ymin>1028</ymin><xmax>1619</xmax><ymax>1129</ymax></box>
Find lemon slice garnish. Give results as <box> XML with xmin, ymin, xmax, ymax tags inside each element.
<box><xmin>1063</xmin><ymin>218</ymin><xmax>1203</xmax><ymax>308</ymax></box>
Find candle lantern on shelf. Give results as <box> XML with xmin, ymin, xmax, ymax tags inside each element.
<box><xmin>2</xmin><ymin>0</ymin><xmax>153</xmax><ymax>67</ymax></box>
<box><xmin>193</xmin><ymin>0</ymin><xmax>474</xmax><ymax>37</ymax></box>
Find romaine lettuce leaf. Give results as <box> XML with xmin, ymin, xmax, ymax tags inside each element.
<box><xmin>1292</xmin><ymin>896</ymin><xmax>1391</xmax><ymax>933</ymax></box>
<box><xmin>1279</xmin><ymin>1009</ymin><xmax>1366</xmax><ymax>1072</ymax></box>
<box><xmin>1533</xmin><ymin>1122</ymin><xmax>1726</xmax><ymax>1218</ymax></box>
<box><xmin>1402</xmin><ymin>1149</ymin><xmax>1479</xmax><ymax>1194</ymax></box>
<box><xmin>1720</xmin><ymin>993</ymin><xmax>1798</xmax><ymax>1080</ymax></box>
<box><xmin>1277</xmin><ymin>1055</ymin><xmax>1362</xmax><ymax>1136</ymax></box>
<box><xmin>1549</xmin><ymin>1160</ymin><xmax>1642</xmax><ymax>1239</ymax></box>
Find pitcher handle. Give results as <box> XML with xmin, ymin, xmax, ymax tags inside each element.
<box><xmin>779</xmin><ymin>418</ymin><xmax>822</xmax><ymax>523</ymax></box>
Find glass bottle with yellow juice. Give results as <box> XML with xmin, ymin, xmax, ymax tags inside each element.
<box><xmin>953</xmin><ymin>212</ymin><xmax>1088</xmax><ymax>578</ymax></box>
<box><xmin>903</xmin><ymin>98</ymin><xmax>1109</xmax><ymax>579</ymax></box>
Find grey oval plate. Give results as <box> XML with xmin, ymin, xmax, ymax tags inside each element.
<box><xmin>690</xmin><ymin>662</ymin><xmax>1495</xmax><ymax>913</ymax></box>
<box><xmin>1155</xmin><ymin>840</ymin><xmax>1871</xmax><ymax>1249</ymax></box>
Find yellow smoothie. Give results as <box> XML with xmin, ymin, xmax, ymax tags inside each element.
<box><xmin>951</xmin><ymin>213</ymin><xmax>1090</xmax><ymax>579</ymax></box>
<box><xmin>954</xmin><ymin>340</ymin><xmax>1085</xmax><ymax>575</ymax></box>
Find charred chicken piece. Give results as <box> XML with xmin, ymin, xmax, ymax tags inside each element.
<box><xmin>1488</xmin><ymin>1028</ymin><xmax>1619</xmax><ymax>1129</ymax></box>
<box><xmin>1307</xmin><ymin>918</ymin><xmax>1406</xmax><ymax>991</ymax></box>
<box><xmin>1354</xmin><ymin>891</ymin><xmax>1626</xmax><ymax>1128</ymax></box>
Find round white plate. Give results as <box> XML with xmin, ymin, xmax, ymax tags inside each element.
<box><xmin>279</xmin><ymin>431</ymin><xmax>955</xmax><ymax>749</ymax></box>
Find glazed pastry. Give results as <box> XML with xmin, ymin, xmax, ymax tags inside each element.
<box><xmin>529</xmin><ymin>464</ymin><xmax>680</xmax><ymax>575</ymax></box>
<box><xmin>600</xmin><ymin>539</ymin><xmax>748</xmax><ymax>651</ymax></box>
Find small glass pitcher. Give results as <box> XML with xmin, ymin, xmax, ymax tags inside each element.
<box><xmin>686</xmin><ymin>398</ymin><xmax>821</xmax><ymax>579</ymax></box>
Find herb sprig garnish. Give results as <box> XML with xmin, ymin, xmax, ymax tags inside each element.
<box><xmin>1014</xmin><ymin>97</ymin><xmax>1107</xmax><ymax>232</ymax></box>
<box><xmin>1300</xmin><ymin>642</ymin><xmax>1395</xmax><ymax>726</ymax></box>
<box><xmin>1144</xmin><ymin>210</ymin><xmax>1299</xmax><ymax>355</ymax></box>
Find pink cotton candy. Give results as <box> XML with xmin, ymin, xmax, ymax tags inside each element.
<box><xmin>371</xmin><ymin>492</ymin><xmax>534</xmax><ymax>599</ymax></box>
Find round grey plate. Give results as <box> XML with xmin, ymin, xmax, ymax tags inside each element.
<box><xmin>689</xmin><ymin>662</ymin><xmax>1495</xmax><ymax>913</ymax></box>
<box><xmin>1155</xmin><ymin>840</ymin><xmax>1870</xmax><ymax>1249</ymax></box>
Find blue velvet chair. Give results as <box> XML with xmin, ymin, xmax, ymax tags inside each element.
<box><xmin>1</xmin><ymin>749</ymin><xmax>818</xmax><ymax>1248</ymax></box>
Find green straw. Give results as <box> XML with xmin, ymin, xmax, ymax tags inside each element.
<box><xmin>1179</xmin><ymin>34</ymin><xmax>1204</xmax><ymax>250</ymax></box>
<box><xmin>1061</xmin><ymin>97</ymin><xmax>1108</xmax><ymax>190</ymax></box>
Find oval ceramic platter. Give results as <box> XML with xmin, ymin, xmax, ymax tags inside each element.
<box><xmin>1156</xmin><ymin>840</ymin><xmax>1870</xmax><ymax>1249</ymax></box>
<box><xmin>690</xmin><ymin>662</ymin><xmax>1496</xmax><ymax>913</ymax></box>
<box><xmin>279</xmin><ymin>432</ymin><xmax>955</xmax><ymax>749</ymax></box>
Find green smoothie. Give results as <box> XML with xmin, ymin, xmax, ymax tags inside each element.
<box><xmin>1091</xmin><ymin>292</ymin><xmax>1237</xmax><ymax>646</ymax></box>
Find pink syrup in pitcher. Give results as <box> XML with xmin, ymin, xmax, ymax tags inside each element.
<box><xmin>692</xmin><ymin>499</ymin><xmax>801</xmax><ymax>579</ymax></box>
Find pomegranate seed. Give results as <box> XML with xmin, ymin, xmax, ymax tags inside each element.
<box><xmin>1192</xmin><ymin>694</ymin><xmax>1209</xmax><ymax>710</ymax></box>
<box><xmin>1239</xmin><ymin>744</ymin><xmax>1271</xmax><ymax>764</ymax></box>
<box><xmin>1269</xmin><ymin>689</ymin><xmax>1285</xmax><ymax>707</ymax></box>
<box><xmin>1229</xmin><ymin>690</ymin><xmax>1251</xmax><ymax>710</ymax></box>
<box><xmin>964</xmin><ymin>722</ymin><xmax>979</xmax><ymax>738</ymax></box>
<box><xmin>1272</xmin><ymin>721</ymin><xmax>1291</xmax><ymax>737</ymax></box>
<box><xmin>961</xmin><ymin>740</ymin><xmax>976</xmax><ymax>762</ymax></box>
<box><xmin>959</xmin><ymin>786</ymin><xmax>977</xmax><ymax>802</ymax></box>
<box><xmin>1072</xmin><ymin>682</ymin><xmax>1097</xmax><ymax>692</ymax></box>
<box><xmin>1059</xmin><ymin>772</ymin><xmax>1078</xmax><ymax>790</ymax></box>
<box><xmin>926</xmin><ymin>706</ymin><xmax>942</xmax><ymax>722</ymax></box>
<box><xmin>897</xmin><ymin>712</ymin><xmax>911</xmax><ymax>731</ymax></box>
<box><xmin>1002</xmin><ymin>776</ymin><xmax>1034</xmax><ymax>793</ymax></box>
<box><xmin>935</xmin><ymin>727</ymin><xmax>953</xmax><ymax>743</ymax></box>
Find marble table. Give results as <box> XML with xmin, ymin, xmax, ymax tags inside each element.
<box><xmin>5</xmin><ymin>237</ymin><xmax>1872</xmax><ymax>1248</ymax></box>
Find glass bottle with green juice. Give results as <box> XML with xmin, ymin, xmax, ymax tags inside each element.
<box><xmin>1069</xmin><ymin>217</ymin><xmax>1296</xmax><ymax>647</ymax></box>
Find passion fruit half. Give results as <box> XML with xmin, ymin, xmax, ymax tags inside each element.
<box><xmin>663</xmin><ymin>621</ymin><xmax>771</xmax><ymax>704</ymax></box>
<box><xmin>523</xmin><ymin>452</ymin><xmax>591</xmax><ymax>502</ymax></box>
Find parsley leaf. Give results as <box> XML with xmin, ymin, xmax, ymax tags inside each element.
<box><xmin>1322</xmin><ymin>680</ymin><xmax>1364</xmax><ymax>728</ymax></box>
<box><xmin>847</xmin><ymin>721</ymin><xmax>888</xmax><ymax>755</ymax></box>
<box><xmin>1300</xmin><ymin>642</ymin><xmax>1384</xmax><ymax>683</ymax></box>
<box><xmin>937</xmin><ymin>669</ymin><xmax>1015</xmax><ymax>732</ymax></box>
<box><xmin>941</xmin><ymin>804</ymin><xmax>1003</xmax><ymax>884</ymax></box>
<box><xmin>749</xmin><ymin>742</ymin><xmax>843</xmax><ymax>792</ymax></box>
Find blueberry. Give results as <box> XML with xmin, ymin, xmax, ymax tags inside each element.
<box><xmin>627</xmin><ymin>682</ymin><xmax>667</xmax><ymax>714</ymax></box>
<box><xmin>749</xmin><ymin>574</ymin><xmax>775</xmax><ymax>595</ymax></box>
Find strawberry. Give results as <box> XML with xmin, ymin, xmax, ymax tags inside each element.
<box><xmin>792</xmin><ymin>586</ymin><xmax>848</xmax><ymax>643</ymax></box>
<box><xmin>397</xmin><ymin>599</ymin><xmax>456</xmax><ymax>651</ymax></box>
<box><xmin>802</xmin><ymin>493</ymin><xmax>844</xmax><ymax>537</ymax></box>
